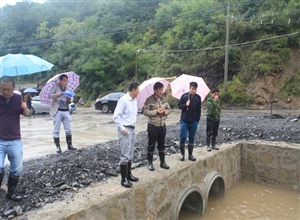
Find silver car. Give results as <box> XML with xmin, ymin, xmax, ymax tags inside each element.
<box><xmin>31</xmin><ymin>96</ymin><xmax>76</xmax><ymax>115</ymax></box>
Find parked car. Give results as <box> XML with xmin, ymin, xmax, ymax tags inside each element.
<box><xmin>95</xmin><ymin>92</ymin><xmax>125</xmax><ymax>113</ymax></box>
<box><xmin>31</xmin><ymin>96</ymin><xmax>76</xmax><ymax>115</ymax></box>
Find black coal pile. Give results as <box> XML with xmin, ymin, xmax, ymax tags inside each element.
<box><xmin>0</xmin><ymin>113</ymin><xmax>299</xmax><ymax>219</ymax></box>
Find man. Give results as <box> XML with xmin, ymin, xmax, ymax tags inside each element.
<box><xmin>178</xmin><ymin>82</ymin><xmax>201</xmax><ymax>161</ymax></box>
<box><xmin>143</xmin><ymin>82</ymin><xmax>171</xmax><ymax>171</ymax></box>
<box><xmin>0</xmin><ymin>76</ymin><xmax>31</xmax><ymax>201</ymax></box>
<box><xmin>113</xmin><ymin>82</ymin><xmax>140</xmax><ymax>188</ymax></box>
<box><xmin>49</xmin><ymin>74</ymin><xmax>76</xmax><ymax>153</ymax></box>
<box><xmin>206</xmin><ymin>88</ymin><xmax>221</xmax><ymax>151</ymax></box>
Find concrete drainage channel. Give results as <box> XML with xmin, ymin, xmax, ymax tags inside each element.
<box><xmin>170</xmin><ymin>171</ymin><xmax>225</xmax><ymax>220</ymax></box>
<box><xmin>22</xmin><ymin>141</ymin><xmax>299</xmax><ymax>220</ymax></box>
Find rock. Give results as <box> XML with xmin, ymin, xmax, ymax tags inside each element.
<box><xmin>14</xmin><ymin>206</ymin><xmax>22</xmax><ymax>216</ymax></box>
<box><xmin>3</xmin><ymin>209</ymin><xmax>16</xmax><ymax>217</ymax></box>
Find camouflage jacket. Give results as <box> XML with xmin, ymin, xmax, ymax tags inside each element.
<box><xmin>206</xmin><ymin>97</ymin><xmax>221</xmax><ymax>121</ymax></box>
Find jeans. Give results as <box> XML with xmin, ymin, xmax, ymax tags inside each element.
<box><xmin>0</xmin><ymin>139</ymin><xmax>23</xmax><ymax>176</ymax></box>
<box><xmin>180</xmin><ymin>120</ymin><xmax>198</xmax><ymax>145</ymax></box>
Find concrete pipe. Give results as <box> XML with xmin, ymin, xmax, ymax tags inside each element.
<box><xmin>204</xmin><ymin>171</ymin><xmax>225</xmax><ymax>210</ymax></box>
<box><xmin>169</xmin><ymin>186</ymin><xmax>204</xmax><ymax>220</ymax></box>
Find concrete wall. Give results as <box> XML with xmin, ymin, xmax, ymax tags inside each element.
<box><xmin>240</xmin><ymin>142</ymin><xmax>300</xmax><ymax>191</ymax></box>
<box><xmin>21</xmin><ymin>142</ymin><xmax>299</xmax><ymax>220</ymax></box>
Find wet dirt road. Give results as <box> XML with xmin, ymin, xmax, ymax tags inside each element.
<box><xmin>19</xmin><ymin>107</ymin><xmax>299</xmax><ymax>162</ymax></box>
<box><xmin>20</xmin><ymin>108</ymin><xmax>182</xmax><ymax>161</ymax></box>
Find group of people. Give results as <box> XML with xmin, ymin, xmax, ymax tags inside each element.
<box><xmin>0</xmin><ymin>75</ymin><xmax>221</xmax><ymax>199</ymax></box>
<box><xmin>113</xmin><ymin>81</ymin><xmax>221</xmax><ymax>188</ymax></box>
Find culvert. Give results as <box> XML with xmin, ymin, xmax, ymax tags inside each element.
<box><xmin>204</xmin><ymin>171</ymin><xmax>225</xmax><ymax>210</ymax></box>
<box><xmin>169</xmin><ymin>186</ymin><xmax>204</xmax><ymax>220</ymax></box>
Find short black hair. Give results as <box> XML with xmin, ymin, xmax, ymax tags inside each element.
<box><xmin>190</xmin><ymin>82</ymin><xmax>198</xmax><ymax>88</ymax></box>
<box><xmin>0</xmin><ymin>76</ymin><xmax>15</xmax><ymax>87</ymax></box>
<box><xmin>212</xmin><ymin>88</ymin><xmax>219</xmax><ymax>93</ymax></box>
<box><xmin>59</xmin><ymin>74</ymin><xmax>68</xmax><ymax>81</ymax></box>
<box><xmin>153</xmin><ymin>82</ymin><xmax>163</xmax><ymax>90</ymax></box>
<box><xmin>128</xmin><ymin>82</ymin><xmax>139</xmax><ymax>92</ymax></box>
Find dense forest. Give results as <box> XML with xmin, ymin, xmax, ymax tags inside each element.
<box><xmin>0</xmin><ymin>0</ymin><xmax>299</xmax><ymax>107</ymax></box>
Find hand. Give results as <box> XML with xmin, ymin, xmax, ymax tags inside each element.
<box><xmin>57</xmin><ymin>93</ymin><xmax>63</xmax><ymax>98</ymax></box>
<box><xmin>186</xmin><ymin>99</ymin><xmax>190</xmax><ymax>106</ymax></box>
<box><xmin>21</xmin><ymin>101</ymin><xmax>28</xmax><ymax>110</ymax></box>
<box><xmin>157</xmin><ymin>108</ymin><xmax>164</xmax><ymax>115</ymax></box>
<box><xmin>122</xmin><ymin>129</ymin><xmax>127</xmax><ymax>135</ymax></box>
<box><xmin>214</xmin><ymin>94</ymin><xmax>219</xmax><ymax>100</ymax></box>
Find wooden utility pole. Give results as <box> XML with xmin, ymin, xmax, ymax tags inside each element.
<box><xmin>224</xmin><ymin>3</ymin><xmax>230</xmax><ymax>91</ymax></box>
<box><xmin>135</xmin><ymin>49</ymin><xmax>140</xmax><ymax>82</ymax></box>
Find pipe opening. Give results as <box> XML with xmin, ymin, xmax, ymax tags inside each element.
<box><xmin>178</xmin><ymin>190</ymin><xmax>204</xmax><ymax>219</ymax></box>
<box><xmin>207</xmin><ymin>176</ymin><xmax>225</xmax><ymax>206</ymax></box>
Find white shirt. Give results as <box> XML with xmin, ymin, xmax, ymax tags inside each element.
<box><xmin>113</xmin><ymin>92</ymin><xmax>138</xmax><ymax>132</ymax></box>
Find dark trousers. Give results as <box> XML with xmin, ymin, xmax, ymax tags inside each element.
<box><xmin>206</xmin><ymin>118</ymin><xmax>220</xmax><ymax>137</ymax></box>
<box><xmin>147</xmin><ymin>123</ymin><xmax>166</xmax><ymax>152</ymax></box>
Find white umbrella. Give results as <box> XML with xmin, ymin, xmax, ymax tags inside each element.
<box><xmin>136</xmin><ymin>77</ymin><xmax>170</xmax><ymax>109</ymax></box>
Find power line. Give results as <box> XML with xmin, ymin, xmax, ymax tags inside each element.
<box><xmin>141</xmin><ymin>32</ymin><xmax>299</xmax><ymax>53</ymax></box>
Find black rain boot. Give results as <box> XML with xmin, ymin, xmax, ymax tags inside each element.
<box><xmin>127</xmin><ymin>161</ymin><xmax>138</xmax><ymax>182</ymax></box>
<box><xmin>0</xmin><ymin>172</ymin><xmax>4</xmax><ymax>186</ymax></box>
<box><xmin>6</xmin><ymin>174</ymin><xmax>22</xmax><ymax>202</ymax></box>
<box><xmin>120</xmin><ymin>164</ymin><xmax>132</xmax><ymax>187</ymax></box>
<box><xmin>188</xmin><ymin>144</ymin><xmax>196</xmax><ymax>161</ymax></box>
<box><xmin>206</xmin><ymin>137</ymin><xmax>211</xmax><ymax>152</ymax></box>
<box><xmin>147</xmin><ymin>152</ymin><xmax>155</xmax><ymax>171</ymax></box>
<box><xmin>212</xmin><ymin>136</ymin><xmax>219</xmax><ymax>150</ymax></box>
<box><xmin>159</xmin><ymin>151</ymin><xmax>169</xmax><ymax>169</ymax></box>
<box><xmin>180</xmin><ymin>144</ymin><xmax>185</xmax><ymax>161</ymax></box>
<box><xmin>66</xmin><ymin>135</ymin><xmax>77</xmax><ymax>150</ymax></box>
<box><xmin>54</xmin><ymin>137</ymin><xmax>62</xmax><ymax>153</ymax></box>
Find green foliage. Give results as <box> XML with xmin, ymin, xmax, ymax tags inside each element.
<box><xmin>279</xmin><ymin>71</ymin><xmax>300</xmax><ymax>98</ymax></box>
<box><xmin>0</xmin><ymin>0</ymin><xmax>299</xmax><ymax>104</ymax></box>
<box><xmin>220</xmin><ymin>74</ymin><xmax>252</xmax><ymax>106</ymax></box>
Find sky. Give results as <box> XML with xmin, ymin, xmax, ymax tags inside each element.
<box><xmin>0</xmin><ymin>0</ymin><xmax>45</xmax><ymax>8</ymax></box>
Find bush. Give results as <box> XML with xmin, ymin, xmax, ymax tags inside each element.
<box><xmin>220</xmin><ymin>74</ymin><xmax>252</xmax><ymax>106</ymax></box>
<box><xmin>279</xmin><ymin>71</ymin><xmax>300</xmax><ymax>98</ymax></box>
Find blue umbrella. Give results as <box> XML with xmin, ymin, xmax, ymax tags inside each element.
<box><xmin>24</xmin><ymin>88</ymin><xmax>38</xmax><ymax>93</ymax></box>
<box><xmin>0</xmin><ymin>54</ymin><xmax>54</xmax><ymax>77</ymax></box>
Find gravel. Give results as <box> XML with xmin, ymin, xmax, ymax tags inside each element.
<box><xmin>0</xmin><ymin>112</ymin><xmax>299</xmax><ymax>219</ymax></box>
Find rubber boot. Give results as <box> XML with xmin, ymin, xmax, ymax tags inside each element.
<box><xmin>54</xmin><ymin>137</ymin><xmax>62</xmax><ymax>153</ymax></box>
<box><xmin>0</xmin><ymin>172</ymin><xmax>4</xmax><ymax>186</ymax></box>
<box><xmin>180</xmin><ymin>144</ymin><xmax>185</xmax><ymax>161</ymax></box>
<box><xmin>6</xmin><ymin>174</ymin><xmax>22</xmax><ymax>202</ymax></box>
<box><xmin>188</xmin><ymin>144</ymin><xmax>196</xmax><ymax>161</ymax></box>
<box><xmin>147</xmin><ymin>152</ymin><xmax>155</xmax><ymax>171</ymax></box>
<box><xmin>127</xmin><ymin>161</ymin><xmax>138</xmax><ymax>182</ymax></box>
<box><xmin>206</xmin><ymin>137</ymin><xmax>211</xmax><ymax>152</ymax></box>
<box><xmin>212</xmin><ymin>136</ymin><xmax>219</xmax><ymax>150</ymax></box>
<box><xmin>66</xmin><ymin>135</ymin><xmax>77</xmax><ymax>150</ymax></box>
<box><xmin>120</xmin><ymin>164</ymin><xmax>132</xmax><ymax>187</ymax></box>
<box><xmin>159</xmin><ymin>151</ymin><xmax>169</xmax><ymax>169</ymax></box>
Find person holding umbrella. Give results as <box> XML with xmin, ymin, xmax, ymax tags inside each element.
<box><xmin>0</xmin><ymin>76</ymin><xmax>31</xmax><ymax>201</ymax></box>
<box><xmin>178</xmin><ymin>82</ymin><xmax>201</xmax><ymax>162</ymax></box>
<box><xmin>113</xmin><ymin>82</ymin><xmax>140</xmax><ymax>188</ymax></box>
<box><xmin>49</xmin><ymin>74</ymin><xmax>76</xmax><ymax>153</ymax></box>
<box><xmin>143</xmin><ymin>82</ymin><xmax>171</xmax><ymax>171</ymax></box>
